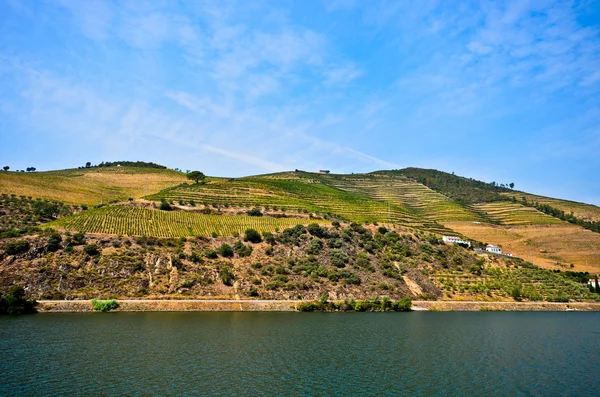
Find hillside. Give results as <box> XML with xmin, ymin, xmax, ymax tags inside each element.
<box><xmin>0</xmin><ymin>166</ymin><xmax>187</xmax><ymax>205</ymax></box>
<box><xmin>1</xmin><ymin>163</ymin><xmax>599</xmax><ymax>300</ymax></box>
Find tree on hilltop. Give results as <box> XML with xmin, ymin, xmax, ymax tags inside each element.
<box><xmin>187</xmin><ymin>171</ymin><xmax>206</xmax><ymax>184</ymax></box>
<box><xmin>85</xmin><ymin>162</ymin><xmax>91</xmax><ymax>168</ymax></box>
<box><xmin>2</xmin><ymin>166</ymin><xmax>8</xmax><ymax>171</ymax></box>
<box><xmin>509</xmin><ymin>182</ymin><xmax>515</xmax><ymax>189</ymax></box>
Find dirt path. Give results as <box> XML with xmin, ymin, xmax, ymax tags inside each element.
<box><xmin>36</xmin><ymin>299</ymin><xmax>600</xmax><ymax>312</ymax></box>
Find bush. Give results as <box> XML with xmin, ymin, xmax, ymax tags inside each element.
<box><xmin>205</xmin><ymin>249</ymin><xmax>218</xmax><ymax>259</ymax></box>
<box><xmin>160</xmin><ymin>200</ymin><xmax>172</xmax><ymax>211</ymax></box>
<box><xmin>72</xmin><ymin>232</ymin><xmax>86</xmax><ymax>245</ymax></box>
<box><xmin>233</xmin><ymin>241</ymin><xmax>253</xmax><ymax>257</ymax></box>
<box><xmin>244</xmin><ymin>228</ymin><xmax>262</xmax><ymax>243</ymax></box>
<box><xmin>248</xmin><ymin>286</ymin><xmax>259</xmax><ymax>297</ymax></box>
<box><xmin>306</xmin><ymin>238</ymin><xmax>323</xmax><ymax>255</ymax></box>
<box><xmin>247</xmin><ymin>208</ymin><xmax>263</xmax><ymax>217</ymax></box>
<box><xmin>330</xmin><ymin>249</ymin><xmax>349</xmax><ymax>268</ymax></box>
<box><xmin>5</xmin><ymin>240</ymin><xmax>30</xmax><ymax>255</ymax></box>
<box><xmin>83</xmin><ymin>244</ymin><xmax>99</xmax><ymax>256</ymax></box>
<box><xmin>307</xmin><ymin>223</ymin><xmax>327</xmax><ymax>238</ymax></box>
<box><xmin>0</xmin><ymin>286</ymin><xmax>37</xmax><ymax>314</ymax></box>
<box><xmin>219</xmin><ymin>244</ymin><xmax>234</xmax><ymax>258</ymax></box>
<box><xmin>91</xmin><ymin>299</ymin><xmax>119</xmax><ymax>312</ymax></box>
<box><xmin>219</xmin><ymin>265</ymin><xmax>235</xmax><ymax>286</ymax></box>
<box><xmin>47</xmin><ymin>232</ymin><xmax>62</xmax><ymax>252</ymax></box>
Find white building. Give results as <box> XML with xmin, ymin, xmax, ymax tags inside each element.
<box><xmin>486</xmin><ymin>244</ymin><xmax>502</xmax><ymax>254</ymax></box>
<box><xmin>442</xmin><ymin>236</ymin><xmax>471</xmax><ymax>247</ymax></box>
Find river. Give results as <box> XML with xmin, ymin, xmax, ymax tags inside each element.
<box><xmin>1</xmin><ymin>312</ymin><xmax>599</xmax><ymax>396</ymax></box>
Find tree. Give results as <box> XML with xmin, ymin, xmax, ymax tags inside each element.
<box><xmin>26</xmin><ymin>167</ymin><xmax>36</xmax><ymax>172</ymax></box>
<box><xmin>509</xmin><ymin>182</ymin><xmax>515</xmax><ymax>189</ymax></box>
<box><xmin>85</xmin><ymin>162</ymin><xmax>91</xmax><ymax>168</ymax></box>
<box><xmin>0</xmin><ymin>286</ymin><xmax>37</xmax><ymax>314</ymax></box>
<box><xmin>2</xmin><ymin>166</ymin><xmax>8</xmax><ymax>171</ymax></box>
<box><xmin>595</xmin><ymin>277</ymin><xmax>600</xmax><ymax>294</ymax></box>
<box><xmin>187</xmin><ymin>171</ymin><xmax>205</xmax><ymax>184</ymax></box>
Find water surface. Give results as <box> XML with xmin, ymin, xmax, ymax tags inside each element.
<box><xmin>1</xmin><ymin>312</ymin><xmax>599</xmax><ymax>396</ymax></box>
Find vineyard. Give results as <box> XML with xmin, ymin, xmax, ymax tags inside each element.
<box><xmin>502</xmin><ymin>192</ymin><xmax>600</xmax><ymax>223</ymax></box>
<box><xmin>433</xmin><ymin>265</ymin><xmax>595</xmax><ymax>301</ymax></box>
<box><xmin>322</xmin><ymin>173</ymin><xmax>482</xmax><ymax>223</ymax></box>
<box><xmin>145</xmin><ymin>171</ymin><xmax>474</xmax><ymax>234</ymax></box>
<box><xmin>45</xmin><ymin>206</ymin><xmax>325</xmax><ymax>238</ymax></box>
<box><xmin>472</xmin><ymin>202</ymin><xmax>565</xmax><ymax>226</ymax></box>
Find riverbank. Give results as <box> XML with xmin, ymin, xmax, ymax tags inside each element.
<box><xmin>36</xmin><ymin>299</ymin><xmax>600</xmax><ymax>312</ymax></box>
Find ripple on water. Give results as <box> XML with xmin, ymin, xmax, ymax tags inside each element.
<box><xmin>1</xmin><ymin>312</ymin><xmax>599</xmax><ymax>396</ymax></box>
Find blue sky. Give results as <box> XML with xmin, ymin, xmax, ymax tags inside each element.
<box><xmin>1</xmin><ymin>0</ymin><xmax>599</xmax><ymax>204</ymax></box>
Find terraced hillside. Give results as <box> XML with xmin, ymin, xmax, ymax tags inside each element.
<box><xmin>46</xmin><ymin>206</ymin><xmax>324</xmax><ymax>238</ymax></box>
<box><xmin>0</xmin><ymin>166</ymin><xmax>186</xmax><ymax>205</ymax></box>
<box><xmin>472</xmin><ymin>202</ymin><xmax>566</xmax><ymax>226</ymax></box>
<box><xmin>146</xmin><ymin>172</ymin><xmax>429</xmax><ymax>228</ymax></box>
<box><xmin>502</xmin><ymin>192</ymin><xmax>600</xmax><ymax>223</ymax></box>
<box><xmin>317</xmin><ymin>173</ymin><xmax>482</xmax><ymax>223</ymax></box>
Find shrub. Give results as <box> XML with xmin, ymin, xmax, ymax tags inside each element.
<box><xmin>47</xmin><ymin>232</ymin><xmax>62</xmax><ymax>252</ymax></box>
<box><xmin>91</xmin><ymin>299</ymin><xmax>118</xmax><ymax>312</ymax></box>
<box><xmin>247</xmin><ymin>208</ymin><xmax>263</xmax><ymax>217</ymax></box>
<box><xmin>83</xmin><ymin>244</ymin><xmax>99</xmax><ymax>256</ymax></box>
<box><xmin>160</xmin><ymin>200</ymin><xmax>172</xmax><ymax>211</ymax></box>
<box><xmin>244</xmin><ymin>228</ymin><xmax>262</xmax><ymax>243</ymax></box>
<box><xmin>219</xmin><ymin>244</ymin><xmax>234</xmax><ymax>258</ymax></box>
<box><xmin>306</xmin><ymin>238</ymin><xmax>323</xmax><ymax>255</ymax></box>
<box><xmin>205</xmin><ymin>249</ymin><xmax>218</xmax><ymax>259</ymax></box>
<box><xmin>5</xmin><ymin>240</ymin><xmax>30</xmax><ymax>255</ymax></box>
<box><xmin>233</xmin><ymin>241</ymin><xmax>253</xmax><ymax>257</ymax></box>
<box><xmin>219</xmin><ymin>266</ymin><xmax>235</xmax><ymax>286</ymax></box>
<box><xmin>330</xmin><ymin>249</ymin><xmax>349</xmax><ymax>268</ymax></box>
<box><xmin>72</xmin><ymin>232</ymin><xmax>86</xmax><ymax>245</ymax></box>
<box><xmin>248</xmin><ymin>286</ymin><xmax>259</xmax><ymax>297</ymax></box>
<box><xmin>307</xmin><ymin>223</ymin><xmax>327</xmax><ymax>238</ymax></box>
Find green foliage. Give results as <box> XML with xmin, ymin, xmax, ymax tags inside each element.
<box><xmin>187</xmin><ymin>171</ymin><xmax>206</xmax><ymax>184</ymax></box>
<box><xmin>46</xmin><ymin>232</ymin><xmax>62</xmax><ymax>252</ymax></box>
<box><xmin>0</xmin><ymin>286</ymin><xmax>37</xmax><ymax>314</ymax></box>
<box><xmin>83</xmin><ymin>244</ymin><xmax>99</xmax><ymax>256</ymax></box>
<box><xmin>307</xmin><ymin>223</ymin><xmax>327</xmax><ymax>238</ymax></box>
<box><xmin>160</xmin><ymin>200</ymin><xmax>173</xmax><ymax>211</ymax></box>
<box><xmin>5</xmin><ymin>240</ymin><xmax>30</xmax><ymax>255</ymax></box>
<box><xmin>91</xmin><ymin>299</ymin><xmax>119</xmax><ymax>312</ymax></box>
<box><xmin>233</xmin><ymin>241</ymin><xmax>253</xmax><ymax>257</ymax></box>
<box><xmin>298</xmin><ymin>296</ymin><xmax>411</xmax><ymax>312</ymax></box>
<box><xmin>218</xmin><ymin>243</ymin><xmax>234</xmax><ymax>258</ymax></box>
<box><xmin>247</xmin><ymin>208</ymin><xmax>263</xmax><ymax>217</ymax></box>
<box><xmin>244</xmin><ymin>228</ymin><xmax>262</xmax><ymax>243</ymax></box>
<box><xmin>218</xmin><ymin>264</ymin><xmax>235</xmax><ymax>286</ymax></box>
<box><xmin>397</xmin><ymin>168</ymin><xmax>509</xmax><ymax>204</ymax></box>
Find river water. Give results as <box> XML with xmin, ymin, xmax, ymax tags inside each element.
<box><xmin>1</xmin><ymin>312</ymin><xmax>599</xmax><ymax>396</ymax></box>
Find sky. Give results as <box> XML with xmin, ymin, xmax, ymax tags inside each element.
<box><xmin>0</xmin><ymin>0</ymin><xmax>599</xmax><ymax>204</ymax></box>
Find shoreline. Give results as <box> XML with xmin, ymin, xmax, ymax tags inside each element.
<box><xmin>36</xmin><ymin>300</ymin><xmax>600</xmax><ymax>312</ymax></box>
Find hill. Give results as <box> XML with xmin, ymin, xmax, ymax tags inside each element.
<box><xmin>0</xmin><ymin>166</ymin><xmax>187</xmax><ymax>205</ymax></box>
<box><xmin>1</xmin><ymin>163</ymin><xmax>599</xmax><ymax>283</ymax></box>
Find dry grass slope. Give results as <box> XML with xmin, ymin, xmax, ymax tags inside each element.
<box><xmin>0</xmin><ymin>167</ymin><xmax>187</xmax><ymax>205</ymax></box>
